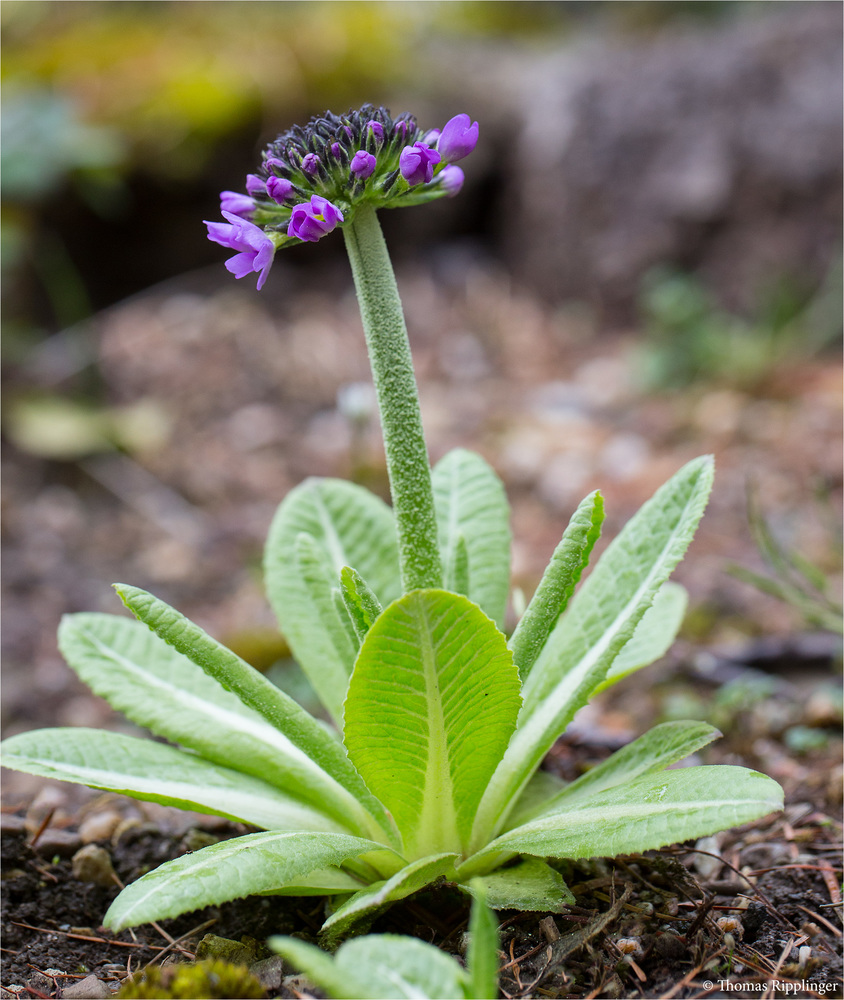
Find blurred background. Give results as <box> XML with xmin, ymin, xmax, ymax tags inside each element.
<box><xmin>2</xmin><ymin>2</ymin><xmax>841</xmax><ymax>793</ymax></box>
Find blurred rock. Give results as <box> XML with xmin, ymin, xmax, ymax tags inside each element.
<box><xmin>502</xmin><ymin>3</ymin><xmax>842</xmax><ymax>318</ymax></box>
<box><xmin>71</xmin><ymin>844</ymin><xmax>116</xmax><ymax>887</ymax></box>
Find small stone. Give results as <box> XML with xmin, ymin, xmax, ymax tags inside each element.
<box><xmin>0</xmin><ymin>814</ymin><xmax>27</xmax><ymax>835</ymax></box>
<box><xmin>25</xmin><ymin>785</ymin><xmax>70</xmax><ymax>834</ymax></box>
<box><xmin>33</xmin><ymin>828</ymin><xmax>82</xmax><ymax>858</ymax></box>
<box><xmin>250</xmin><ymin>955</ymin><xmax>285</xmax><ymax>992</ymax></box>
<box><xmin>26</xmin><ymin>971</ymin><xmax>53</xmax><ymax>993</ymax></box>
<box><xmin>110</xmin><ymin>818</ymin><xmax>157</xmax><ymax>847</ymax></box>
<box><xmin>179</xmin><ymin>828</ymin><xmax>220</xmax><ymax>853</ymax></box>
<box><xmin>283</xmin><ymin>974</ymin><xmax>314</xmax><ymax>995</ymax></box>
<box><xmin>79</xmin><ymin>810</ymin><xmax>122</xmax><ymax>844</ymax></box>
<box><xmin>72</xmin><ymin>844</ymin><xmax>117</xmax><ymax>887</ymax></box>
<box><xmin>195</xmin><ymin>934</ymin><xmax>257</xmax><ymax>965</ymax></box>
<box><xmin>61</xmin><ymin>974</ymin><xmax>112</xmax><ymax>998</ymax></box>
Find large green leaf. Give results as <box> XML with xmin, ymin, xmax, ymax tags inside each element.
<box><xmin>0</xmin><ymin>728</ymin><xmax>344</xmax><ymax>833</ymax></box>
<box><xmin>322</xmin><ymin>853</ymin><xmax>459</xmax><ymax>939</ymax></box>
<box><xmin>264</xmin><ymin>478</ymin><xmax>401</xmax><ymax>724</ymax></box>
<box><xmin>469</xmin><ymin>456</ymin><xmax>714</xmax><ymax>853</ymax></box>
<box><xmin>509</xmin><ymin>490</ymin><xmax>604</xmax><ymax>679</ymax></box>
<box><xmin>459</xmin><ymin>766</ymin><xmax>783</xmax><ymax>876</ymax></box>
<box><xmin>104</xmin><ymin>830</ymin><xmax>393</xmax><ymax>930</ymax></box>
<box><xmin>432</xmin><ymin>449</ymin><xmax>511</xmax><ymax>628</ymax></box>
<box><xmin>465</xmin><ymin>857</ymin><xmax>573</xmax><ymax>911</ymax></box>
<box><xmin>57</xmin><ymin>612</ymin><xmax>367</xmax><ymax>835</ymax></box>
<box><xmin>271</xmin><ymin>933</ymin><xmax>470</xmax><ymax>1000</ymax></box>
<box><xmin>115</xmin><ymin>584</ymin><xmax>395</xmax><ymax>844</ymax></box>
<box><xmin>510</xmin><ymin>721</ymin><xmax>721</xmax><ymax>825</ymax></box>
<box><xmin>344</xmin><ymin>590</ymin><xmax>521</xmax><ymax>858</ymax></box>
<box><xmin>594</xmin><ymin>580</ymin><xmax>688</xmax><ymax>693</ymax></box>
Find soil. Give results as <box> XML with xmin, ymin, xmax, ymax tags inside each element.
<box><xmin>2</xmin><ymin>261</ymin><xmax>842</xmax><ymax>997</ymax></box>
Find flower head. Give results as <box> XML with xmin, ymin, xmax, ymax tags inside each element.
<box><xmin>205</xmin><ymin>211</ymin><xmax>275</xmax><ymax>289</ymax></box>
<box><xmin>437</xmin><ymin>114</ymin><xmax>479</xmax><ymax>163</ymax></box>
<box><xmin>206</xmin><ymin>104</ymin><xmax>479</xmax><ymax>287</ymax></box>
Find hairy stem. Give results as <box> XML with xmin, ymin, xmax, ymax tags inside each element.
<box><xmin>343</xmin><ymin>202</ymin><xmax>442</xmax><ymax>592</ymax></box>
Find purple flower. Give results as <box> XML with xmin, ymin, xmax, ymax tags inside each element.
<box><xmin>205</xmin><ymin>211</ymin><xmax>275</xmax><ymax>290</ymax></box>
<box><xmin>366</xmin><ymin>120</ymin><xmax>384</xmax><ymax>143</ymax></box>
<box><xmin>266</xmin><ymin>175</ymin><xmax>294</xmax><ymax>203</ymax></box>
<box><xmin>265</xmin><ymin>157</ymin><xmax>286</xmax><ymax>171</ymax></box>
<box><xmin>439</xmin><ymin>164</ymin><xmax>464</xmax><ymax>197</ymax></box>
<box><xmin>301</xmin><ymin>153</ymin><xmax>321</xmax><ymax>176</ymax></box>
<box><xmin>350</xmin><ymin>150</ymin><xmax>376</xmax><ymax>179</ymax></box>
<box><xmin>399</xmin><ymin>142</ymin><xmax>441</xmax><ymax>186</ymax></box>
<box><xmin>422</xmin><ymin>128</ymin><xmax>441</xmax><ymax>147</ymax></box>
<box><xmin>219</xmin><ymin>190</ymin><xmax>255</xmax><ymax>218</ymax></box>
<box><xmin>246</xmin><ymin>173</ymin><xmax>266</xmax><ymax>197</ymax></box>
<box><xmin>287</xmin><ymin>195</ymin><xmax>344</xmax><ymax>242</ymax></box>
<box><xmin>330</xmin><ymin>142</ymin><xmax>343</xmax><ymax>158</ymax></box>
<box><xmin>437</xmin><ymin>113</ymin><xmax>479</xmax><ymax>163</ymax></box>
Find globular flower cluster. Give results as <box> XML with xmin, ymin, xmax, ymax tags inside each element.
<box><xmin>205</xmin><ymin>104</ymin><xmax>478</xmax><ymax>289</ymax></box>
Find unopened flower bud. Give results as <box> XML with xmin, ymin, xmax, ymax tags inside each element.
<box><xmin>400</xmin><ymin>142</ymin><xmax>440</xmax><ymax>186</ymax></box>
<box><xmin>266</xmin><ymin>176</ymin><xmax>293</xmax><ymax>203</ymax></box>
<box><xmin>366</xmin><ymin>120</ymin><xmax>384</xmax><ymax>143</ymax></box>
<box><xmin>439</xmin><ymin>164</ymin><xmax>464</xmax><ymax>197</ymax></box>
<box><xmin>350</xmin><ymin>150</ymin><xmax>376</xmax><ymax>179</ymax></box>
<box><xmin>245</xmin><ymin>174</ymin><xmax>266</xmax><ymax>197</ymax></box>
<box><xmin>219</xmin><ymin>191</ymin><xmax>255</xmax><ymax>218</ymax></box>
<box><xmin>437</xmin><ymin>113</ymin><xmax>479</xmax><ymax>163</ymax></box>
<box><xmin>301</xmin><ymin>153</ymin><xmax>321</xmax><ymax>176</ymax></box>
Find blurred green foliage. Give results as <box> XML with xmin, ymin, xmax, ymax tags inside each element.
<box><xmin>1</xmin><ymin>1</ymin><xmax>427</xmax><ymax>178</ymax></box>
<box><xmin>728</xmin><ymin>489</ymin><xmax>843</xmax><ymax>636</ymax></box>
<box><xmin>636</xmin><ymin>261</ymin><xmax>843</xmax><ymax>390</ymax></box>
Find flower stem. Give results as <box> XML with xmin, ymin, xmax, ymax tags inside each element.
<box><xmin>343</xmin><ymin>202</ymin><xmax>442</xmax><ymax>592</ymax></box>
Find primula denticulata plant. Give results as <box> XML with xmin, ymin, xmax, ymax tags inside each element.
<box><xmin>2</xmin><ymin>106</ymin><xmax>783</xmax><ymax>939</ymax></box>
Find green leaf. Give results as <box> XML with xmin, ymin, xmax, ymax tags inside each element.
<box><xmin>114</xmin><ymin>584</ymin><xmax>395</xmax><ymax>844</ymax></box>
<box><xmin>0</xmin><ymin>728</ymin><xmax>345</xmax><ymax>833</ymax></box>
<box><xmin>269</xmin><ymin>937</ymin><xmax>372</xmax><ymax>1000</ymax></box>
<box><xmin>513</xmin><ymin>721</ymin><xmax>721</xmax><ymax>823</ymax></box>
<box><xmin>469</xmin><ymin>456</ymin><xmax>714</xmax><ymax>853</ymax></box>
<box><xmin>322</xmin><ymin>854</ymin><xmax>459</xmax><ymax>939</ymax></box>
<box><xmin>57</xmin><ymin>612</ymin><xmax>365</xmax><ymax>835</ymax></box>
<box><xmin>296</xmin><ymin>532</ymin><xmax>359</xmax><ymax>673</ymax></box>
<box><xmin>344</xmin><ymin>590</ymin><xmax>521</xmax><ymax>857</ymax></box>
<box><xmin>594</xmin><ymin>581</ymin><xmax>688</xmax><ymax>692</ymax></box>
<box><xmin>104</xmin><ymin>830</ymin><xmax>394</xmax><ymax>930</ymax></box>
<box><xmin>465</xmin><ymin>857</ymin><xmax>574</xmax><ymax>912</ymax></box>
<box><xmin>505</xmin><ymin>771</ymin><xmax>569</xmax><ymax>830</ymax></box>
<box><xmin>264</xmin><ymin>478</ymin><xmax>401</xmax><ymax>724</ymax></box>
<box><xmin>433</xmin><ymin>449</ymin><xmax>511</xmax><ymax>628</ymax></box>
<box><xmin>271</xmin><ymin>933</ymin><xmax>470</xmax><ymax>1000</ymax></box>
<box><xmin>460</xmin><ymin>766</ymin><xmax>783</xmax><ymax>875</ymax></box>
<box><xmin>340</xmin><ymin>565</ymin><xmax>383</xmax><ymax>643</ymax></box>
<box><xmin>509</xmin><ymin>490</ymin><xmax>604</xmax><ymax>679</ymax></box>
<box><xmin>466</xmin><ymin>887</ymin><xmax>500</xmax><ymax>1000</ymax></box>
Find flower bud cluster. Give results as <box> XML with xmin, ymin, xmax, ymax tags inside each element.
<box><xmin>205</xmin><ymin>104</ymin><xmax>478</xmax><ymax>289</ymax></box>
